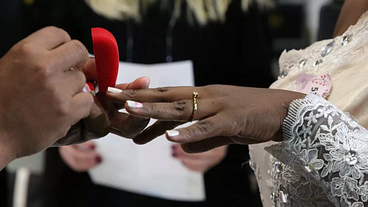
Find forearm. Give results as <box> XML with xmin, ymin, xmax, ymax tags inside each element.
<box><xmin>334</xmin><ymin>0</ymin><xmax>368</xmax><ymax>37</ymax></box>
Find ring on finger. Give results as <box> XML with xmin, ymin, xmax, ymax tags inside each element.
<box><xmin>189</xmin><ymin>91</ymin><xmax>199</xmax><ymax>121</ymax></box>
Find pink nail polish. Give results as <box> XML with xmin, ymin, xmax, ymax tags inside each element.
<box><xmin>82</xmin><ymin>83</ymin><xmax>92</xmax><ymax>93</ymax></box>
<box><xmin>126</xmin><ymin>100</ymin><xmax>143</xmax><ymax>109</ymax></box>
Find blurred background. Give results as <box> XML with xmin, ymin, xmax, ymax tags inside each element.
<box><xmin>0</xmin><ymin>0</ymin><xmax>345</xmax><ymax>206</ymax></box>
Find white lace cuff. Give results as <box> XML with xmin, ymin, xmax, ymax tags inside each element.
<box><xmin>266</xmin><ymin>94</ymin><xmax>368</xmax><ymax>207</ymax></box>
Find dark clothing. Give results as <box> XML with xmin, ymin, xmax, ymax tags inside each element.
<box><xmin>0</xmin><ymin>169</ymin><xmax>7</xmax><ymax>207</ymax></box>
<box><xmin>0</xmin><ymin>0</ymin><xmax>25</xmax><ymax>57</ymax></box>
<box><xmin>28</xmin><ymin>0</ymin><xmax>273</xmax><ymax>206</ymax></box>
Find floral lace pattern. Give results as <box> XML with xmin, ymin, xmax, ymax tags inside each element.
<box><xmin>266</xmin><ymin>94</ymin><xmax>368</xmax><ymax>207</ymax></box>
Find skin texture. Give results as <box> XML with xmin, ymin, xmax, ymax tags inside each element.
<box><xmin>54</xmin><ymin>76</ymin><xmax>151</xmax><ymax>146</ymax></box>
<box><xmin>61</xmin><ymin>78</ymin><xmax>227</xmax><ymax>173</ymax></box>
<box><xmin>0</xmin><ymin>26</ymin><xmax>94</xmax><ymax>169</ymax></box>
<box><xmin>333</xmin><ymin>0</ymin><xmax>368</xmax><ymax>37</ymax></box>
<box><xmin>0</xmin><ymin>27</ymin><xmax>151</xmax><ymax>170</ymax></box>
<box><xmin>107</xmin><ymin>85</ymin><xmax>305</xmax><ymax>153</ymax></box>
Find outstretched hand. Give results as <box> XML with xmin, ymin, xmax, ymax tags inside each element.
<box><xmin>55</xmin><ymin>59</ymin><xmax>151</xmax><ymax>145</ymax></box>
<box><xmin>107</xmin><ymin>85</ymin><xmax>305</xmax><ymax>153</ymax></box>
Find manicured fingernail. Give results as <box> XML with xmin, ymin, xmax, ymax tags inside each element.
<box><xmin>107</xmin><ymin>87</ymin><xmax>123</xmax><ymax>94</ymax></box>
<box><xmin>82</xmin><ymin>84</ymin><xmax>92</xmax><ymax>93</ymax></box>
<box><xmin>166</xmin><ymin>130</ymin><xmax>179</xmax><ymax>137</ymax></box>
<box><xmin>126</xmin><ymin>100</ymin><xmax>143</xmax><ymax>109</ymax></box>
<box><xmin>96</xmin><ymin>156</ymin><xmax>102</xmax><ymax>163</ymax></box>
<box><xmin>172</xmin><ymin>153</ymin><xmax>177</xmax><ymax>157</ymax></box>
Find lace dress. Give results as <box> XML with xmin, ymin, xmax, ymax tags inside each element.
<box><xmin>249</xmin><ymin>12</ymin><xmax>368</xmax><ymax>207</ymax></box>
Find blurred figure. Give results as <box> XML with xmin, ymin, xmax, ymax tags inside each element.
<box><xmin>27</xmin><ymin>0</ymin><xmax>274</xmax><ymax>206</ymax></box>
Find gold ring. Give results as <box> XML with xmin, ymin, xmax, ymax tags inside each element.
<box><xmin>189</xmin><ymin>92</ymin><xmax>199</xmax><ymax>121</ymax></box>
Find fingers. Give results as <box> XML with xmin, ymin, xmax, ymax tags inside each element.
<box><xmin>133</xmin><ymin>121</ymin><xmax>184</xmax><ymax>144</ymax></box>
<box><xmin>63</xmin><ymin>70</ymin><xmax>87</xmax><ymax>95</ymax></box>
<box><xmin>69</xmin><ymin>92</ymin><xmax>94</xmax><ymax>125</ymax></box>
<box><xmin>172</xmin><ymin>145</ymin><xmax>227</xmax><ymax>172</ymax></box>
<box><xmin>59</xmin><ymin>142</ymin><xmax>102</xmax><ymax>172</ymax></box>
<box><xmin>107</xmin><ymin>86</ymin><xmax>196</xmax><ymax>104</ymax></box>
<box><xmin>172</xmin><ymin>144</ymin><xmax>203</xmax><ymax>159</ymax></box>
<box><xmin>51</xmin><ymin>39</ymin><xmax>89</xmax><ymax>72</ymax></box>
<box><xmin>110</xmin><ymin>112</ymin><xmax>150</xmax><ymax>138</ymax></box>
<box><xmin>19</xmin><ymin>26</ymin><xmax>71</xmax><ymax>50</ymax></box>
<box><xmin>104</xmin><ymin>77</ymin><xmax>151</xmax><ymax>111</ymax></box>
<box><xmin>83</xmin><ymin>96</ymin><xmax>111</xmax><ymax>138</ymax></box>
<box><xmin>82</xmin><ymin>58</ymin><xmax>98</xmax><ymax>80</ymax></box>
<box><xmin>123</xmin><ymin>99</ymin><xmax>215</xmax><ymax>121</ymax></box>
<box><xmin>178</xmin><ymin>158</ymin><xmax>208</xmax><ymax>172</ymax></box>
<box><xmin>164</xmin><ymin>117</ymin><xmax>224</xmax><ymax>143</ymax></box>
<box><xmin>116</xmin><ymin>77</ymin><xmax>151</xmax><ymax>90</ymax></box>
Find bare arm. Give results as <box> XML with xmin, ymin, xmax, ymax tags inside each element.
<box><xmin>334</xmin><ymin>0</ymin><xmax>368</xmax><ymax>37</ymax></box>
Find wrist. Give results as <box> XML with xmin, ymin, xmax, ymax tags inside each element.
<box><xmin>273</xmin><ymin>90</ymin><xmax>306</xmax><ymax>141</ymax></box>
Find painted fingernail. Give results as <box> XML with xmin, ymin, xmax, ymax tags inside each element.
<box><xmin>96</xmin><ymin>156</ymin><xmax>102</xmax><ymax>163</ymax></box>
<box><xmin>172</xmin><ymin>152</ymin><xmax>177</xmax><ymax>157</ymax></box>
<box><xmin>126</xmin><ymin>100</ymin><xmax>143</xmax><ymax>109</ymax></box>
<box><xmin>107</xmin><ymin>87</ymin><xmax>123</xmax><ymax>94</ymax></box>
<box><xmin>166</xmin><ymin>130</ymin><xmax>179</xmax><ymax>137</ymax></box>
<box><xmin>82</xmin><ymin>84</ymin><xmax>92</xmax><ymax>93</ymax></box>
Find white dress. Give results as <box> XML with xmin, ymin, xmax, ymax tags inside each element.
<box><xmin>249</xmin><ymin>12</ymin><xmax>368</xmax><ymax>207</ymax></box>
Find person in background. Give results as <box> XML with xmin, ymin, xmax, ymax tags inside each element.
<box><xmin>102</xmin><ymin>1</ymin><xmax>368</xmax><ymax>206</ymax></box>
<box><xmin>27</xmin><ymin>0</ymin><xmax>274</xmax><ymax>206</ymax></box>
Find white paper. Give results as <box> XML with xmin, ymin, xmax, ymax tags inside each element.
<box><xmin>89</xmin><ymin>61</ymin><xmax>205</xmax><ymax>201</ymax></box>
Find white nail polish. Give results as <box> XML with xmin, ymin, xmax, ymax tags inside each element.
<box><xmin>166</xmin><ymin>130</ymin><xmax>179</xmax><ymax>137</ymax></box>
<box><xmin>82</xmin><ymin>84</ymin><xmax>91</xmax><ymax>93</ymax></box>
<box><xmin>108</xmin><ymin>87</ymin><xmax>123</xmax><ymax>94</ymax></box>
<box><xmin>126</xmin><ymin>100</ymin><xmax>143</xmax><ymax>109</ymax></box>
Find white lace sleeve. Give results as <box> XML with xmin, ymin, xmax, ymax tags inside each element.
<box><xmin>266</xmin><ymin>94</ymin><xmax>368</xmax><ymax>207</ymax></box>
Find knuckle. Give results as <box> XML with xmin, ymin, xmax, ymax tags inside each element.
<box><xmin>171</xmin><ymin>101</ymin><xmax>188</xmax><ymax>119</ymax></box>
<box><xmin>16</xmin><ymin>42</ymin><xmax>39</xmax><ymax>57</ymax></box>
<box><xmin>70</xmin><ymin>40</ymin><xmax>88</xmax><ymax>57</ymax></box>
<box><xmin>34</xmin><ymin>60</ymin><xmax>54</xmax><ymax>77</ymax></box>
<box><xmin>44</xmin><ymin>26</ymin><xmax>70</xmax><ymax>42</ymax></box>
<box><xmin>126</xmin><ymin>89</ymin><xmax>138</xmax><ymax>98</ymax></box>
<box><xmin>156</xmin><ymin>87</ymin><xmax>170</xmax><ymax>101</ymax></box>
<box><xmin>195</xmin><ymin>121</ymin><xmax>212</xmax><ymax>135</ymax></box>
<box><xmin>156</xmin><ymin>87</ymin><xmax>170</xmax><ymax>93</ymax></box>
<box><xmin>56</xmin><ymin>103</ymin><xmax>70</xmax><ymax>118</ymax></box>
